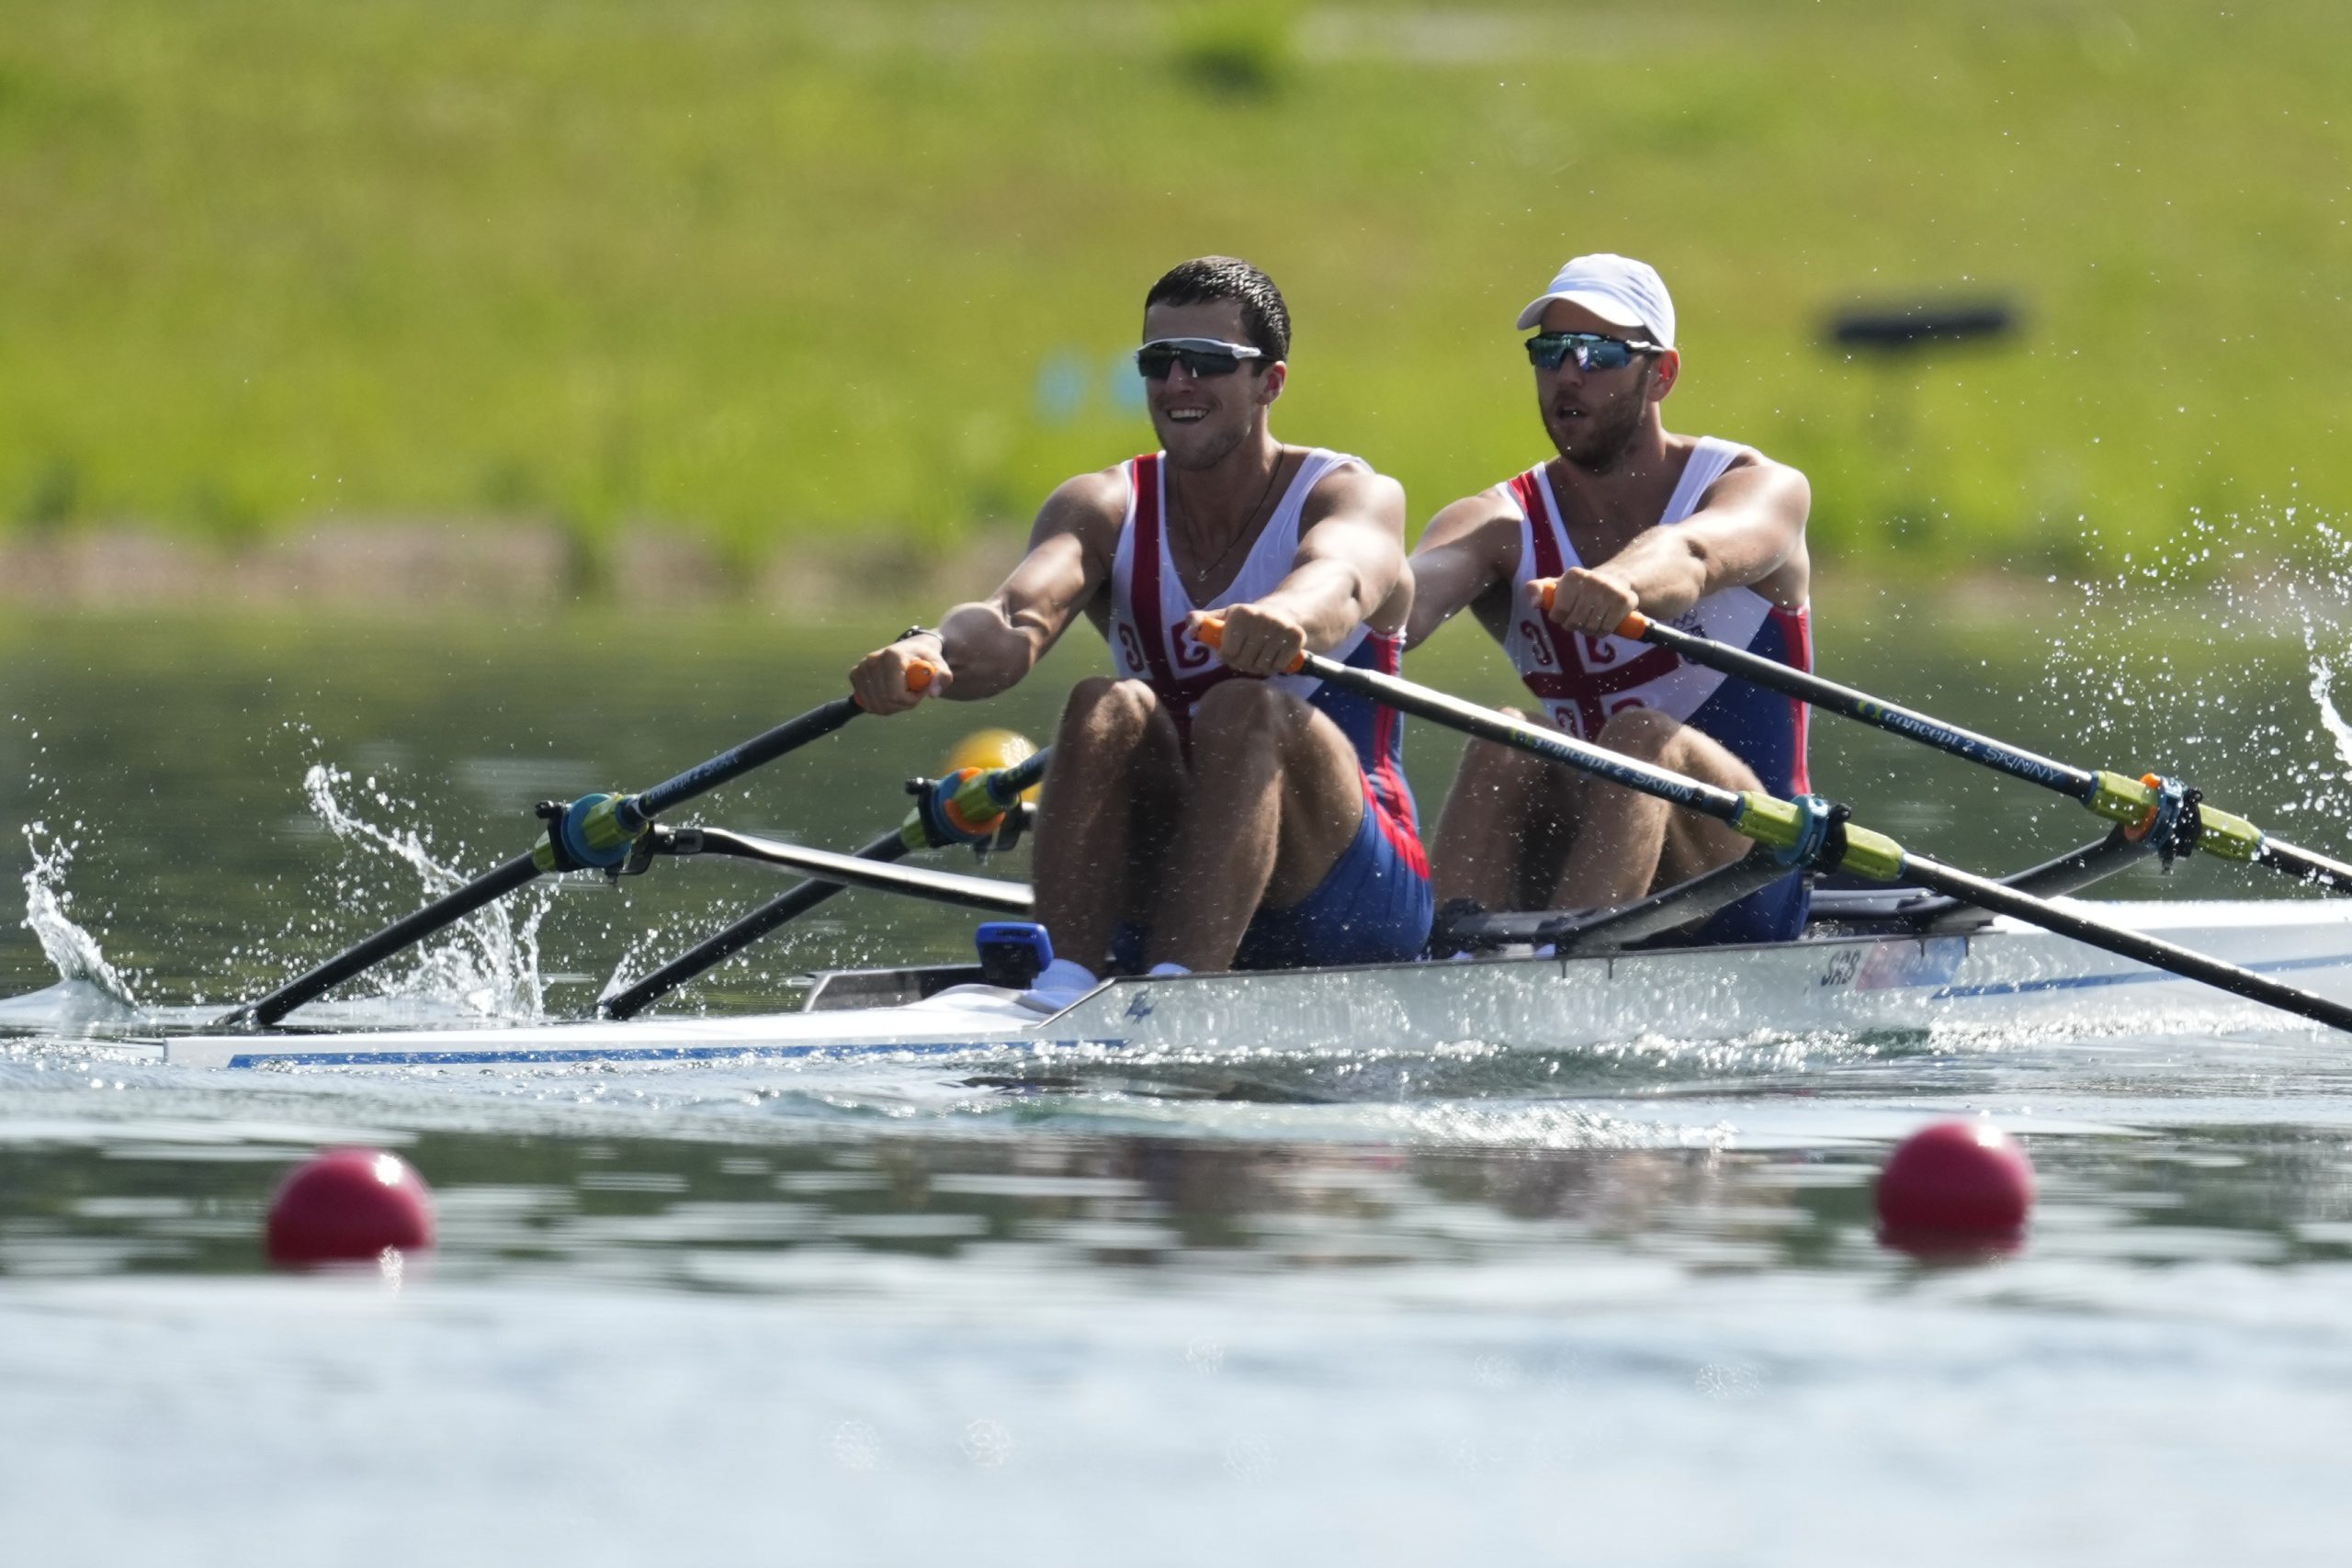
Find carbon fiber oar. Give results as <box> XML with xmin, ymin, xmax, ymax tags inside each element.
<box><xmin>1534</xmin><ymin>581</ymin><xmax>2352</xmax><ymax>896</ymax></box>
<box><xmin>1197</xmin><ymin>618</ymin><xmax>2352</xmax><ymax>1036</ymax></box>
<box><xmin>223</xmin><ymin>668</ymin><xmax>933</xmax><ymax>1028</ymax></box>
<box><xmin>599</xmin><ymin>747</ymin><xmax>1048</xmax><ymax>1020</ymax></box>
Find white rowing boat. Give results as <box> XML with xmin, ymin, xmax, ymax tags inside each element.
<box><xmin>142</xmin><ymin>896</ymin><xmax>2352</xmax><ymax>1070</ymax></box>
<box><xmin>167</xmin><ymin>604</ymin><xmax>2352</xmax><ymax>1067</ymax></box>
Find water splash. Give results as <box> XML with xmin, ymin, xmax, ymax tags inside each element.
<box><xmin>2041</xmin><ymin>502</ymin><xmax>2352</xmax><ymax>844</ymax></box>
<box><xmin>18</xmin><ymin>822</ymin><xmax>137</xmax><ymax>1006</ymax></box>
<box><xmin>2305</xmin><ymin>649</ymin><xmax>2352</xmax><ymax>785</ymax></box>
<box><xmin>300</xmin><ymin>763</ymin><xmax>553</xmax><ymax>1020</ymax></box>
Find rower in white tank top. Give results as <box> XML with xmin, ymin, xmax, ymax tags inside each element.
<box><xmin>1498</xmin><ymin>435</ymin><xmax>1814</xmax><ymax>795</ymax></box>
<box><xmin>1108</xmin><ymin>446</ymin><xmax>1371</xmax><ymax>713</ymax></box>
<box><xmin>1106</xmin><ymin>446</ymin><xmax>1420</xmax><ymax>843</ymax></box>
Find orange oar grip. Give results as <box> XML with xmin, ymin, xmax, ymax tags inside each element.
<box><xmin>1191</xmin><ymin>614</ymin><xmax>1306</xmax><ymax>672</ymax></box>
<box><xmin>1536</xmin><ymin>579</ymin><xmax>1648</xmax><ymax>641</ymax></box>
<box><xmin>906</xmin><ymin>660</ymin><xmax>937</xmax><ymax>694</ymax></box>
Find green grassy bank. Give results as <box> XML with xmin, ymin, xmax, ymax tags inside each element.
<box><xmin>1</xmin><ymin>0</ymin><xmax>2346</xmax><ymax>581</ymax></box>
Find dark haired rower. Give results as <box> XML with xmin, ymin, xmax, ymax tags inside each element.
<box><xmin>851</xmin><ymin>257</ymin><xmax>1430</xmax><ymax>1006</ymax></box>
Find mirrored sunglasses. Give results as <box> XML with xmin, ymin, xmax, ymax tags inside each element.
<box><xmin>1135</xmin><ymin>337</ymin><xmax>1267</xmax><ymax>380</ymax></box>
<box><xmin>1524</xmin><ymin>331</ymin><xmax>1664</xmax><ymax>372</ymax></box>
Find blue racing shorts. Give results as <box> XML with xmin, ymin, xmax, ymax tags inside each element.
<box><xmin>1114</xmin><ymin>782</ymin><xmax>1432</xmax><ymax>972</ymax></box>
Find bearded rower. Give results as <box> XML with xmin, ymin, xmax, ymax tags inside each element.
<box><xmin>1407</xmin><ymin>253</ymin><xmax>1815</xmax><ymax>942</ymax></box>
<box><xmin>850</xmin><ymin>256</ymin><xmax>1430</xmax><ymax>1004</ymax></box>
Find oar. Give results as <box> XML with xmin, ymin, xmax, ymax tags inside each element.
<box><xmin>680</xmin><ymin>829</ymin><xmax>1033</xmax><ymax>913</ymax></box>
<box><xmin>1195</xmin><ymin>619</ymin><xmax>2352</xmax><ymax>1035</ymax></box>
<box><xmin>599</xmin><ymin>747</ymin><xmax>1048</xmax><ymax>1020</ymax></box>
<box><xmin>223</xmin><ymin>664</ymin><xmax>935</xmax><ymax>1028</ymax></box>
<box><xmin>1533</xmin><ymin>581</ymin><xmax>2352</xmax><ymax>896</ymax></box>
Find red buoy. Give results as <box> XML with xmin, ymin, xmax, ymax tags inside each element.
<box><xmin>266</xmin><ymin>1148</ymin><xmax>436</xmax><ymax>1266</ymax></box>
<box><xmin>1875</xmin><ymin>1120</ymin><xmax>2034</xmax><ymax>1253</ymax></box>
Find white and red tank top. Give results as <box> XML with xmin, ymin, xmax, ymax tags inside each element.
<box><xmin>1108</xmin><ymin>449</ymin><xmax>1422</xmax><ymax>861</ymax></box>
<box><xmin>1498</xmin><ymin>437</ymin><xmax>1812</xmax><ymax>795</ymax></box>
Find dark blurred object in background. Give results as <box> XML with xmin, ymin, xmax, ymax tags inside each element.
<box><xmin>1827</xmin><ymin>299</ymin><xmax>2019</xmax><ymax>355</ymax></box>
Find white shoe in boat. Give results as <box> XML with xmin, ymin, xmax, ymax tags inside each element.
<box><xmin>1016</xmin><ymin>958</ymin><xmax>1100</xmax><ymax>1015</ymax></box>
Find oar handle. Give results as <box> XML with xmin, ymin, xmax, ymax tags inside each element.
<box><xmin>1189</xmin><ymin>613</ymin><xmax>1308</xmax><ymax>673</ymax></box>
<box><xmin>1533</xmin><ymin>579</ymin><xmax>1650</xmax><ymax>641</ymax></box>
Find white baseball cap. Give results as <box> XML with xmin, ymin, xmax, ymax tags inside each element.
<box><xmin>1514</xmin><ymin>254</ymin><xmax>1676</xmax><ymax>349</ymax></box>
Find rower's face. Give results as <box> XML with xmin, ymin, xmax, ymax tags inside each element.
<box><xmin>1140</xmin><ymin>299</ymin><xmax>1284</xmax><ymax>470</ymax></box>
<box><xmin>1532</xmin><ymin>299</ymin><xmax>1678</xmax><ymax>474</ymax></box>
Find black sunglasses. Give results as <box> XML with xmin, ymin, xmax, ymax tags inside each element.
<box><xmin>1135</xmin><ymin>337</ymin><xmax>1267</xmax><ymax>380</ymax></box>
<box><xmin>1524</xmin><ymin>331</ymin><xmax>1665</xmax><ymax>372</ymax></box>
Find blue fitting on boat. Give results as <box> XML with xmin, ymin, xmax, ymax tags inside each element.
<box><xmin>975</xmin><ymin>921</ymin><xmax>1054</xmax><ymax>987</ymax></box>
<box><xmin>1770</xmin><ymin>793</ymin><xmax>1838</xmax><ymax>869</ymax></box>
<box><xmin>2135</xmin><ymin>773</ymin><xmax>2201</xmax><ymax>871</ymax></box>
<box><xmin>916</xmin><ymin>766</ymin><xmax>1023</xmax><ymax>849</ymax></box>
<box><xmin>554</xmin><ymin>792</ymin><xmax>641</xmax><ymax>871</ymax></box>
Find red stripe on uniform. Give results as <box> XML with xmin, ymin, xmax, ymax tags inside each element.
<box><xmin>1511</xmin><ymin>466</ymin><xmax>1585</xmax><ymax>700</ymax></box>
<box><xmin>1352</xmin><ymin>632</ymin><xmax>1429</xmax><ymax>877</ymax></box>
<box><xmin>1774</xmin><ymin>604</ymin><xmax>1814</xmax><ymax>795</ymax></box>
<box><xmin>1129</xmin><ymin>454</ymin><xmax>1178</xmax><ymax>693</ymax></box>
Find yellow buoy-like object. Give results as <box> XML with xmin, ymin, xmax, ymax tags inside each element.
<box><xmin>944</xmin><ymin>728</ymin><xmax>1041</xmax><ymax>800</ymax></box>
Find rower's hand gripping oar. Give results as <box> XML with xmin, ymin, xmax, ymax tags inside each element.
<box><xmin>1194</xmin><ymin>616</ymin><xmax>2352</xmax><ymax>1036</ymax></box>
<box><xmin>597</xmin><ymin>746</ymin><xmax>1049</xmax><ymax>1021</ymax></box>
<box><xmin>223</xmin><ymin>661</ymin><xmax>939</xmax><ymax>1028</ymax></box>
<box><xmin>1534</xmin><ymin>580</ymin><xmax>2352</xmax><ymax>897</ymax></box>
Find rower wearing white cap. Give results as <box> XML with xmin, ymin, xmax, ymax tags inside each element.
<box><xmin>1406</xmin><ymin>253</ymin><xmax>1816</xmax><ymax>940</ymax></box>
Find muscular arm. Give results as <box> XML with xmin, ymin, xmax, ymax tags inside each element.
<box><xmin>847</xmin><ymin>468</ymin><xmax>1123</xmax><ymax>713</ymax></box>
<box><xmin>1404</xmin><ymin>489</ymin><xmax>1521</xmax><ymax>650</ymax></box>
<box><xmin>1201</xmin><ymin>466</ymin><xmax>1410</xmax><ymax>677</ymax></box>
<box><xmin>1546</xmin><ymin>455</ymin><xmax>1812</xmax><ymax>637</ymax></box>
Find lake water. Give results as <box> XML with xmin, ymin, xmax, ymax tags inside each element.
<box><xmin>5</xmin><ymin>586</ymin><xmax>2352</xmax><ymax>1565</ymax></box>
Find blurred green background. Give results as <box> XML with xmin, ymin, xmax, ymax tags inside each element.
<box><xmin>1</xmin><ymin>0</ymin><xmax>2345</xmax><ymax>592</ymax></box>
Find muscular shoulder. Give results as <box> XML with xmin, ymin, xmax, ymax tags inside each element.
<box><xmin>1027</xmin><ymin>462</ymin><xmax>1132</xmax><ymax>562</ymax></box>
<box><xmin>1413</xmin><ymin>482</ymin><xmax>1521</xmax><ymax>560</ymax></box>
<box><xmin>1301</xmin><ymin>456</ymin><xmax>1406</xmax><ymax>536</ymax></box>
<box><xmin>1704</xmin><ymin>446</ymin><xmax>1811</xmax><ymax>516</ymax></box>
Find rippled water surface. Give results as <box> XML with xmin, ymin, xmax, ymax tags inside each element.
<box><xmin>5</xmin><ymin>599</ymin><xmax>2352</xmax><ymax>1565</ymax></box>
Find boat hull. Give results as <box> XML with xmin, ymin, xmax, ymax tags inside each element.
<box><xmin>153</xmin><ymin>899</ymin><xmax>2352</xmax><ymax>1070</ymax></box>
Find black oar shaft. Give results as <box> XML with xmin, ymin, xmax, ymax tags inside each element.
<box><xmin>1632</xmin><ymin>615</ymin><xmax>2097</xmax><ymax>797</ymax></box>
<box><xmin>1319</xmin><ymin>660</ymin><xmax>1749</xmax><ymax>821</ymax></box>
<box><xmin>228</xmin><ymin>688</ymin><xmax>883</xmax><ymax>1028</ymax></box>
<box><xmin>236</xmin><ymin>852</ymin><xmax>544</xmax><ymax>1027</ymax></box>
<box><xmin>2260</xmin><ymin>840</ymin><xmax>2352</xmax><ymax>892</ymax></box>
<box><xmin>633</xmin><ymin>697</ymin><xmax>863</xmax><ymax>819</ymax></box>
<box><xmin>1621</xmin><ymin>609</ymin><xmax>2352</xmax><ymax>897</ymax></box>
<box><xmin>1264</xmin><ymin>637</ymin><xmax>2352</xmax><ymax>1037</ymax></box>
<box><xmin>602</xmin><ymin>748</ymin><xmax>1050</xmax><ymax>1020</ymax></box>
<box><xmin>1904</xmin><ymin>852</ymin><xmax>2352</xmax><ymax>1033</ymax></box>
<box><xmin>598</xmin><ymin>830</ymin><xmax>909</xmax><ymax>1021</ymax></box>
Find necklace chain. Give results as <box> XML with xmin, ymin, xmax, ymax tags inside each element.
<box><xmin>1172</xmin><ymin>452</ymin><xmax>1286</xmax><ymax>593</ymax></box>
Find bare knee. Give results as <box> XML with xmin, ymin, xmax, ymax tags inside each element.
<box><xmin>1453</xmin><ymin>733</ymin><xmax>1545</xmax><ymax>798</ymax></box>
<box><xmin>1059</xmin><ymin>676</ymin><xmax>1159</xmax><ymax>750</ymax></box>
<box><xmin>1594</xmin><ymin>705</ymin><xmax>1684</xmax><ymax>762</ymax></box>
<box><xmin>1188</xmin><ymin>678</ymin><xmax>1310</xmax><ymax>761</ymax></box>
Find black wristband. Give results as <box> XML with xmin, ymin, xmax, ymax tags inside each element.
<box><xmin>897</xmin><ymin>625</ymin><xmax>942</xmax><ymax>646</ymax></box>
